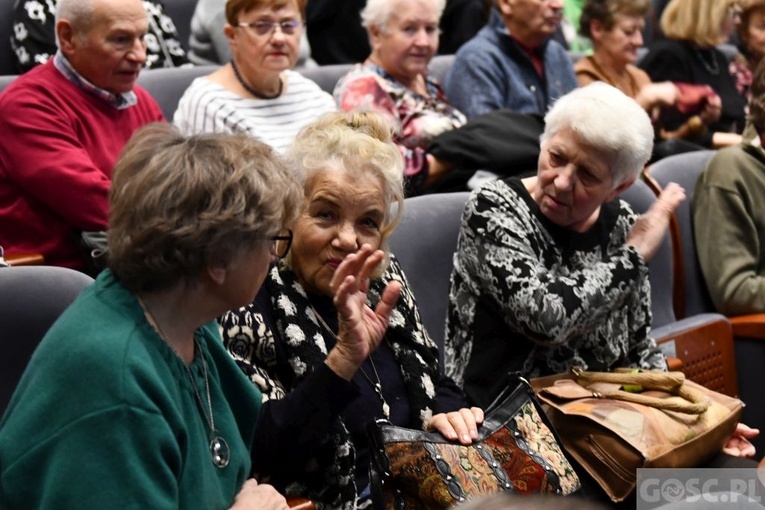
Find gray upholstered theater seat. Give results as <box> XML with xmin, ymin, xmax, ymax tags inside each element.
<box><xmin>0</xmin><ymin>265</ymin><xmax>94</xmax><ymax>413</ymax></box>
<box><xmin>388</xmin><ymin>192</ymin><xmax>470</xmax><ymax>368</ymax></box>
<box><xmin>136</xmin><ymin>64</ymin><xmax>219</xmax><ymax>120</ymax></box>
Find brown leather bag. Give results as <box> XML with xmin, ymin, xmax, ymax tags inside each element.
<box><xmin>531</xmin><ymin>368</ymin><xmax>744</xmax><ymax>503</ymax></box>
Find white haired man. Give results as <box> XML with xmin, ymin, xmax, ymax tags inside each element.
<box><xmin>0</xmin><ymin>0</ymin><xmax>164</xmax><ymax>272</ymax></box>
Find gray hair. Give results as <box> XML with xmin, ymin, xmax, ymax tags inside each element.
<box><xmin>361</xmin><ymin>0</ymin><xmax>446</xmax><ymax>32</ymax></box>
<box><xmin>540</xmin><ymin>82</ymin><xmax>654</xmax><ymax>186</ymax></box>
<box><xmin>55</xmin><ymin>0</ymin><xmax>95</xmax><ymax>33</ymax></box>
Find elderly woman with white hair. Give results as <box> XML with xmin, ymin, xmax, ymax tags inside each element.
<box><xmin>333</xmin><ymin>0</ymin><xmax>466</xmax><ymax>196</ymax></box>
<box><xmin>444</xmin><ymin>82</ymin><xmax>686</xmax><ymax>409</ymax></box>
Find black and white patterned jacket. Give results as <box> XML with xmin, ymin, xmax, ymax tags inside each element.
<box><xmin>11</xmin><ymin>0</ymin><xmax>189</xmax><ymax>73</ymax></box>
<box><xmin>445</xmin><ymin>178</ymin><xmax>667</xmax><ymax>407</ymax></box>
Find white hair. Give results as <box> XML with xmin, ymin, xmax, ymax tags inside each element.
<box><xmin>541</xmin><ymin>82</ymin><xmax>654</xmax><ymax>186</ymax></box>
<box><xmin>361</xmin><ymin>0</ymin><xmax>447</xmax><ymax>32</ymax></box>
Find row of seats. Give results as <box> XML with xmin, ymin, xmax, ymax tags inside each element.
<box><xmin>0</xmin><ymin>54</ymin><xmax>457</xmax><ymax>121</ymax></box>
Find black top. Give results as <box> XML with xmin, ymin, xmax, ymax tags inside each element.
<box><xmin>639</xmin><ymin>39</ymin><xmax>747</xmax><ymax>145</ymax></box>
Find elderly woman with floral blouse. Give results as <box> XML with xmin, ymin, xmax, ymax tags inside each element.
<box><xmin>333</xmin><ymin>0</ymin><xmax>466</xmax><ymax>196</ymax></box>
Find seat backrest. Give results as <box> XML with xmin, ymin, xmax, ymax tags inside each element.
<box><xmin>0</xmin><ymin>73</ymin><xmax>16</xmax><ymax>94</ymax></box>
<box><xmin>388</xmin><ymin>192</ymin><xmax>470</xmax><ymax>365</ymax></box>
<box><xmin>0</xmin><ymin>266</ymin><xmax>93</xmax><ymax>413</ymax></box>
<box><xmin>297</xmin><ymin>63</ymin><xmax>353</xmax><ymax>95</ymax></box>
<box><xmin>136</xmin><ymin>64</ymin><xmax>219</xmax><ymax>120</ymax></box>
<box><xmin>427</xmin><ymin>54</ymin><xmax>455</xmax><ymax>84</ymax></box>
<box><xmin>645</xmin><ymin>150</ymin><xmax>716</xmax><ymax>319</ymax></box>
<box><xmin>617</xmin><ymin>179</ymin><xmax>676</xmax><ymax>329</ymax></box>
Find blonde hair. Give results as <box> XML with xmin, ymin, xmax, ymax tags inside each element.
<box><xmin>284</xmin><ymin>111</ymin><xmax>404</xmax><ymax>275</ymax></box>
<box><xmin>661</xmin><ymin>0</ymin><xmax>737</xmax><ymax>46</ymax></box>
<box><xmin>109</xmin><ymin>123</ymin><xmax>302</xmax><ymax>293</ymax></box>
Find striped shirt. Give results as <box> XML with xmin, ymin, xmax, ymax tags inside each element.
<box><xmin>173</xmin><ymin>70</ymin><xmax>336</xmax><ymax>153</ymax></box>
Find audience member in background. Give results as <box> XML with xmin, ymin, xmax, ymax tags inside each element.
<box><xmin>10</xmin><ymin>0</ymin><xmax>189</xmax><ymax>72</ymax></box>
<box><xmin>188</xmin><ymin>0</ymin><xmax>311</xmax><ymax>66</ymax></box>
<box><xmin>639</xmin><ymin>0</ymin><xmax>746</xmax><ymax>149</ymax></box>
<box><xmin>576</xmin><ymin>0</ymin><xmax>721</xmax><ymax>160</ymax></box>
<box><xmin>334</xmin><ymin>0</ymin><xmax>467</xmax><ymax>195</ymax></box>
<box><xmin>0</xmin><ymin>124</ymin><xmax>301</xmax><ymax>509</ymax></box>
<box><xmin>444</xmin><ymin>0</ymin><xmax>577</xmax><ymax>119</ymax></box>
<box><xmin>175</xmin><ymin>0</ymin><xmax>334</xmax><ymax>153</ymax></box>
<box><xmin>444</xmin><ymin>83</ymin><xmax>681</xmax><ymax>408</ymax></box>
<box><xmin>0</xmin><ymin>0</ymin><xmax>164</xmax><ymax>272</ymax></box>
<box><xmin>305</xmin><ymin>0</ymin><xmax>370</xmax><ymax>64</ymax></box>
<box><xmin>694</xmin><ymin>59</ymin><xmax>765</xmax><ymax>317</ymax></box>
<box><xmin>730</xmin><ymin>0</ymin><xmax>765</xmax><ymax>104</ymax></box>
<box><xmin>220</xmin><ymin>111</ymin><xmax>483</xmax><ymax>508</ymax></box>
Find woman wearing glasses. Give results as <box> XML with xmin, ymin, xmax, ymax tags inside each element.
<box><xmin>220</xmin><ymin>111</ymin><xmax>483</xmax><ymax>508</ymax></box>
<box><xmin>0</xmin><ymin>124</ymin><xmax>302</xmax><ymax>509</ymax></box>
<box><xmin>174</xmin><ymin>0</ymin><xmax>335</xmax><ymax>153</ymax></box>
<box><xmin>334</xmin><ymin>0</ymin><xmax>467</xmax><ymax>196</ymax></box>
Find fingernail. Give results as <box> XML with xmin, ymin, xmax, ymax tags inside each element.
<box><xmin>462</xmin><ymin>434</ymin><xmax>471</xmax><ymax>442</ymax></box>
<box><xmin>470</xmin><ymin>429</ymin><xmax>478</xmax><ymax>438</ymax></box>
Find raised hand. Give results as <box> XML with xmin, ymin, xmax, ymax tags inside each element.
<box><xmin>627</xmin><ymin>182</ymin><xmax>685</xmax><ymax>262</ymax></box>
<box><xmin>324</xmin><ymin>244</ymin><xmax>402</xmax><ymax>381</ymax></box>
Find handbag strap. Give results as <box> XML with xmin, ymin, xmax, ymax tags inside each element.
<box><xmin>574</xmin><ymin>369</ymin><xmax>710</xmax><ymax>414</ymax></box>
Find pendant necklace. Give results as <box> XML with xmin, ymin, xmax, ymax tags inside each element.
<box><xmin>311</xmin><ymin>304</ymin><xmax>391</xmax><ymax>420</ymax></box>
<box><xmin>139</xmin><ymin>298</ymin><xmax>231</xmax><ymax>468</ymax></box>
<box><xmin>230</xmin><ymin>59</ymin><xmax>283</xmax><ymax>99</ymax></box>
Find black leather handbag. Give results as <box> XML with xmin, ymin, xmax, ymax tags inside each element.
<box><xmin>367</xmin><ymin>375</ymin><xmax>581</xmax><ymax>510</ymax></box>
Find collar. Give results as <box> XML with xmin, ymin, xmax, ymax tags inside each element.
<box><xmin>54</xmin><ymin>52</ymin><xmax>138</xmax><ymax>110</ymax></box>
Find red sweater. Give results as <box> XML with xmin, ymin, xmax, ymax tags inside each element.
<box><xmin>0</xmin><ymin>60</ymin><xmax>164</xmax><ymax>270</ymax></box>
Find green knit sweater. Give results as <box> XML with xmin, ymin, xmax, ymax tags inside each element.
<box><xmin>0</xmin><ymin>270</ymin><xmax>261</xmax><ymax>509</ymax></box>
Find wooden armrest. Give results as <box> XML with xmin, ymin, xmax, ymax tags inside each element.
<box><xmin>286</xmin><ymin>496</ymin><xmax>315</xmax><ymax>510</ymax></box>
<box><xmin>666</xmin><ymin>357</ymin><xmax>683</xmax><ymax>372</ymax></box>
<box><xmin>5</xmin><ymin>252</ymin><xmax>45</xmax><ymax>266</ymax></box>
<box><xmin>730</xmin><ymin>314</ymin><xmax>765</xmax><ymax>340</ymax></box>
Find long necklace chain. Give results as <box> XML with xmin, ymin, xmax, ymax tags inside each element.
<box><xmin>138</xmin><ymin>298</ymin><xmax>231</xmax><ymax>468</ymax></box>
<box><xmin>694</xmin><ymin>48</ymin><xmax>720</xmax><ymax>75</ymax></box>
<box><xmin>311</xmin><ymin>304</ymin><xmax>391</xmax><ymax>420</ymax></box>
<box><xmin>230</xmin><ymin>59</ymin><xmax>283</xmax><ymax>100</ymax></box>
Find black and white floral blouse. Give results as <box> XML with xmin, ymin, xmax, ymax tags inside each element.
<box><xmin>445</xmin><ymin>178</ymin><xmax>667</xmax><ymax>408</ymax></box>
<box><xmin>220</xmin><ymin>256</ymin><xmax>466</xmax><ymax>509</ymax></box>
<box><xmin>11</xmin><ymin>0</ymin><xmax>189</xmax><ymax>73</ymax></box>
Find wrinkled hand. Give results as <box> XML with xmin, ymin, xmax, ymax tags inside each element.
<box><xmin>230</xmin><ymin>479</ymin><xmax>289</xmax><ymax>510</ymax></box>
<box><xmin>699</xmin><ymin>93</ymin><xmax>722</xmax><ymax>125</ymax></box>
<box><xmin>627</xmin><ymin>182</ymin><xmax>685</xmax><ymax>262</ymax></box>
<box><xmin>723</xmin><ymin>423</ymin><xmax>759</xmax><ymax>458</ymax></box>
<box><xmin>427</xmin><ymin>407</ymin><xmax>485</xmax><ymax>445</ymax></box>
<box><xmin>324</xmin><ymin>244</ymin><xmax>402</xmax><ymax>381</ymax></box>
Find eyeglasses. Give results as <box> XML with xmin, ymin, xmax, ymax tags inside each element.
<box><xmin>270</xmin><ymin>229</ymin><xmax>293</xmax><ymax>259</ymax></box>
<box><xmin>236</xmin><ymin>20</ymin><xmax>304</xmax><ymax>37</ymax></box>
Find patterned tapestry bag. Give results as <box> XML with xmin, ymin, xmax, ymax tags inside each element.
<box><xmin>531</xmin><ymin>368</ymin><xmax>744</xmax><ymax>503</ymax></box>
<box><xmin>367</xmin><ymin>375</ymin><xmax>582</xmax><ymax>510</ymax></box>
